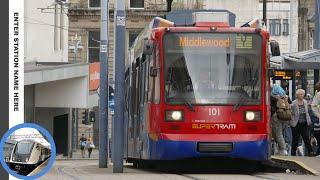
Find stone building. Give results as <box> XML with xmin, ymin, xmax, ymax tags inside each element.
<box><xmin>300</xmin><ymin>0</ymin><xmax>316</xmax><ymax>51</ymax></box>
<box><xmin>24</xmin><ymin>0</ymin><xmax>90</xmax><ymax>157</ymax></box>
<box><xmin>205</xmin><ymin>0</ymin><xmax>300</xmax><ymax>54</ymax></box>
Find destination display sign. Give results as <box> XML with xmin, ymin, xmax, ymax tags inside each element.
<box><xmin>272</xmin><ymin>70</ymin><xmax>294</xmax><ymax>80</ymax></box>
<box><xmin>164</xmin><ymin>33</ymin><xmax>260</xmax><ymax>52</ymax></box>
<box><xmin>178</xmin><ymin>37</ymin><xmax>231</xmax><ymax>48</ymax></box>
<box><xmin>175</xmin><ymin>34</ymin><xmax>254</xmax><ymax>49</ymax></box>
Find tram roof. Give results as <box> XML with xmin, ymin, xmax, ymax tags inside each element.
<box><xmin>282</xmin><ymin>49</ymin><xmax>320</xmax><ymax>70</ymax></box>
<box><xmin>10</xmin><ymin>128</ymin><xmax>51</xmax><ymax>148</ymax></box>
<box><xmin>166</xmin><ymin>9</ymin><xmax>236</xmax><ymax>27</ymax></box>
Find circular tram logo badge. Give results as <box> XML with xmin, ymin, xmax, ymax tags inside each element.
<box><xmin>0</xmin><ymin>123</ymin><xmax>56</xmax><ymax>179</ymax></box>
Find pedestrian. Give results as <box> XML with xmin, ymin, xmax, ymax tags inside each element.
<box><xmin>270</xmin><ymin>84</ymin><xmax>290</xmax><ymax>156</ymax></box>
<box><xmin>79</xmin><ymin>134</ymin><xmax>87</xmax><ymax>158</ymax></box>
<box><xmin>282</xmin><ymin>123</ymin><xmax>292</xmax><ymax>155</ymax></box>
<box><xmin>290</xmin><ymin>89</ymin><xmax>314</xmax><ymax>156</ymax></box>
<box><xmin>311</xmin><ymin>82</ymin><xmax>320</xmax><ymax>156</ymax></box>
<box><xmin>87</xmin><ymin>138</ymin><xmax>95</xmax><ymax>158</ymax></box>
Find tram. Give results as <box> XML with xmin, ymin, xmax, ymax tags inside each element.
<box><xmin>4</xmin><ymin>140</ymin><xmax>16</xmax><ymax>165</ymax></box>
<box><xmin>124</xmin><ymin>10</ymin><xmax>272</xmax><ymax>164</ymax></box>
<box><xmin>8</xmin><ymin>139</ymin><xmax>51</xmax><ymax>171</ymax></box>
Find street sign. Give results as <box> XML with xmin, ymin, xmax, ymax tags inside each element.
<box><xmin>116</xmin><ymin>16</ymin><xmax>126</xmax><ymax>26</ymax></box>
<box><xmin>100</xmin><ymin>44</ymin><xmax>107</xmax><ymax>52</ymax></box>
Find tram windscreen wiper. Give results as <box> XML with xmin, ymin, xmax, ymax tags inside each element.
<box><xmin>183</xmin><ymin>99</ymin><xmax>195</xmax><ymax>111</ymax></box>
<box><xmin>232</xmin><ymin>94</ymin><xmax>246</xmax><ymax>111</ymax></box>
<box><xmin>233</xmin><ymin>78</ymin><xmax>257</xmax><ymax>111</ymax></box>
<box><xmin>232</xmin><ymin>59</ymin><xmax>259</xmax><ymax>111</ymax></box>
<box><xmin>232</xmin><ymin>89</ymin><xmax>247</xmax><ymax>111</ymax></box>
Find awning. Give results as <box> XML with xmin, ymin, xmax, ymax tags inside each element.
<box><xmin>271</xmin><ymin>49</ymin><xmax>320</xmax><ymax>70</ymax></box>
<box><xmin>25</xmin><ymin>61</ymin><xmax>89</xmax><ymax>85</ymax></box>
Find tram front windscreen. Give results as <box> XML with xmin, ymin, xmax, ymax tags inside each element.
<box><xmin>163</xmin><ymin>32</ymin><xmax>262</xmax><ymax>105</ymax></box>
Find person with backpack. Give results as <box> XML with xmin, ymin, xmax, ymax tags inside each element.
<box><xmin>270</xmin><ymin>84</ymin><xmax>291</xmax><ymax>155</ymax></box>
<box><xmin>290</xmin><ymin>89</ymin><xmax>314</xmax><ymax>156</ymax></box>
<box><xmin>79</xmin><ymin>134</ymin><xmax>87</xmax><ymax>158</ymax></box>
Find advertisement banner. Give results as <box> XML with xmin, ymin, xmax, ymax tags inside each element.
<box><xmin>89</xmin><ymin>62</ymin><xmax>100</xmax><ymax>91</ymax></box>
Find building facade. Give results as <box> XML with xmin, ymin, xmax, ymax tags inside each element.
<box><xmin>25</xmin><ymin>0</ymin><xmax>68</xmax><ymax>62</ymax></box>
<box><xmin>204</xmin><ymin>0</ymin><xmax>299</xmax><ymax>54</ymax></box>
<box><xmin>24</xmin><ymin>0</ymin><xmax>90</xmax><ymax>157</ymax></box>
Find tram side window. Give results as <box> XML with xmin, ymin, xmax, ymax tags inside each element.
<box><xmin>139</xmin><ymin>57</ymin><xmax>146</xmax><ymax>105</ymax></box>
<box><xmin>147</xmin><ymin>43</ymin><xmax>160</xmax><ymax>104</ymax></box>
<box><xmin>125</xmin><ymin>70</ymin><xmax>130</xmax><ymax>111</ymax></box>
<box><xmin>145</xmin><ymin>56</ymin><xmax>149</xmax><ymax>102</ymax></box>
<box><xmin>137</xmin><ymin>59</ymin><xmax>142</xmax><ymax>137</ymax></box>
<box><xmin>148</xmin><ymin>48</ymin><xmax>155</xmax><ymax>102</ymax></box>
<box><xmin>140</xmin><ymin>55</ymin><xmax>149</xmax><ymax>104</ymax></box>
<box><xmin>154</xmin><ymin>44</ymin><xmax>160</xmax><ymax>104</ymax></box>
<box><xmin>130</xmin><ymin>63</ymin><xmax>136</xmax><ymax>138</ymax></box>
<box><xmin>134</xmin><ymin>61</ymin><xmax>140</xmax><ymax>117</ymax></box>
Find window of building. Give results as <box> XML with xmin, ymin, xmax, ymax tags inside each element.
<box><xmin>282</xmin><ymin>19</ymin><xmax>289</xmax><ymax>36</ymax></box>
<box><xmin>269</xmin><ymin>19</ymin><xmax>281</xmax><ymax>36</ymax></box>
<box><xmin>88</xmin><ymin>31</ymin><xmax>100</xmax><ymax>63</ymax></box>
<box><xmin>130</xmin><ymin>0</ymin><xmax>144</xmax><ymax>9</ymax></box>
<box><xmin>309</xmin><ymin>30</ymin><xmax>314</xmax><ymax>49</ymax></box>
<box><xmin>89</xmin><ymin>0</ymin><xmax>100</xmax><ymax>8</ymax></box>
<box><xmin>129</xmin><ymin>31</ymin><xmax>141</xmax><ymax>48</ymax></box>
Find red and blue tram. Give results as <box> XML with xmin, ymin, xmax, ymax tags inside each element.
<box><xmin>124</xmin><ymin>10</ymin><xmax>271</xmax><ymax>164</ymax></box>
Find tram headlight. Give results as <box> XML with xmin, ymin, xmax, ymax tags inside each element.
<box><xmin>165</xmin><ymin>110</ymin><xmax>184</xmax><ymax>121</ymax></box>
<box><xmin>244</xmin><ymin>111</ymin><xmax>261</xmax><ymax>121</ymax></box>
<box><xmin>25</xmin><ymin>158</ymin><xmax>29</xmax><ymax>162</ymax></box>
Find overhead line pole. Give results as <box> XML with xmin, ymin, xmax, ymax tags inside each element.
<box><xmin>113</xmin><ymin>0</ymin><xmax>126</xmax><ymax>173</ymax></box>
<box><xmin>99</xmin><ymin>0</ymin><xmax>109</xmax><ymax>168</ymax></box>
<box><xmin>262</xmin><ymin>0</ymin><xmax>267</xmax><ymax>28</ymax></box>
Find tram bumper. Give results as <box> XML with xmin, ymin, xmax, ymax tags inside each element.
<box><xmin>148</xmin><ymin>133</ymin><xmax>269</xmax><ymax>161</ymax></box>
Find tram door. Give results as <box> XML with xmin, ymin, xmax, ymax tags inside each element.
<box><xmin>131</xmin><ymin>56</ymin><xmax>148</xmax><ymax>158</ymax></box>
<box><xmin>131</xmin><ymin>58</ymin><xmax>142</xmax><ymax>158</ymax></box>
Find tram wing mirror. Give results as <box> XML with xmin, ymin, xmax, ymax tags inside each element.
<box><xmin>150</xmin><ymin>66</ymin><xmax>159</xmax><ymax>77</ymax></box>
<box><xmin>143</xmin><ymin>39</ymin><xmax>154</xmax><ymax>55</ymax></box>
<box><xmin>270</xmin><ymin>40</ymin><xmax>280</xmax><ymax>56</ymax></box>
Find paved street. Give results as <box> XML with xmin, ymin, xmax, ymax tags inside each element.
<box><xmin>40</xmin><ymin>160</ymin><xmax>319</xmax><ymax>180</ymax></box>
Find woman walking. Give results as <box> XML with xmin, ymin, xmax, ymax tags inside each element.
<box><xmin>86</xmin><ymin>138</ymin><xmax>95</xmax><ymax>158</ymax></box>
<box><xmin>290</xmin><ymin>89</ymin><xmax>314</xmax><ymax>156</ymax></box>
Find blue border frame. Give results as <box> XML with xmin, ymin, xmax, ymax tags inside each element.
<box><xmin>0</xmin><ymin>123</ymin><xmax>56</xmax><ymax>180</ymax></box>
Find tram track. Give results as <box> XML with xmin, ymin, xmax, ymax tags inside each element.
<box><xmin>57</xmin><ymin>166</ymin><xmax>81</xmax><ymax>180</ymax></box>
<box><xmin>176</xmin><ymin>174</ymin><xmax>201</xmax><ymax>180</ymax></box>
<box><xmin>128</xmin><ymin>158</ymin><xmax>298</xmax><ymax>180</ymax></box>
